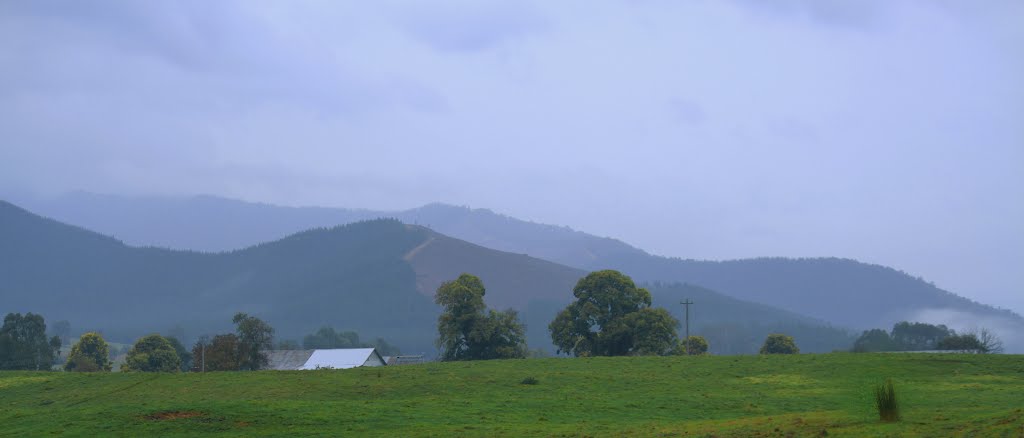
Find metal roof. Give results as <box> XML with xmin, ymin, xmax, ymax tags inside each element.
<box><xmin>265</xmin><ymin>350</ymin><xmax>315</xmax><ymax>370</ymax></box>
<box><xmin>299</xmin><ymin>348</ymin><xmax>383</xmax><ymax>370</ymax></box>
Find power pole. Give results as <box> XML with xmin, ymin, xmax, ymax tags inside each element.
<box><xmin>198</xmin><ymin>335</ymin><xmax>209</xmax><ymax>373</ymax></box>
<box><xmin>680</xmin><ymin>299</ymin><xmax>693</xmax><ymax>354</ymax></box>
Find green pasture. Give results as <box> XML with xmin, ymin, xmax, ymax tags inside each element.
<box><xmin>2</xmin><ymin>353</ymin><xmax>1022</xmax><ymax>437</ymax></box>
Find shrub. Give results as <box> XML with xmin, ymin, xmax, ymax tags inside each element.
<box><xmin>122</xmin><ymin>334</ymin><xmax>181</xmax><ymax>372</ymax></box>
<box><xmin>759</xmin><ymin>334</ymin><xmax>799</xmax><ymax>354</ymax></box>
<box><xmin>676</xmin><ymin>336</ymin><xmax>709</xmax><ymax>355</ymax></box>
<box><xmin>64</xmin><ymin>355</ymin><xmax>100</xmax><ymax>372</ymax></box>
<box><xmin>520</xmin><ymin>376</ymin><xmax>539</xmax><ymax>385</ymax></box>
<box><xmin>65</xmin><ymin>332</ymin><xmax>111</xmax><ymax>372</ymax></box>
<box><xmin>874</xmin><ymin>378</ymin><xmax>900</xmax><ymax>422</ymax></box>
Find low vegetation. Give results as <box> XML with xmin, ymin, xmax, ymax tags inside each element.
<box><xmin>1</xmin><ymin>353</ymin><xmax>1021</xmax><ymax>436</ymax></box>
<box><xmin>874</xmin><ymin>378</ymin><xmax>901</xmax><ymax>423</ymax></box>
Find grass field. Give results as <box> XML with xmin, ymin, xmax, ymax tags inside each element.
<box><xmin>2</xmin><ymin>353</ymin><xmax>1023</xmax><ymax>437</ymax></box>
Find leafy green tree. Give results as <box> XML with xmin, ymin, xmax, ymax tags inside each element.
<box><xmin>191</xmin><ymin>334</ymin><xmax>240</xmax><ymax>372</ymax></box>
<box><xmin>673</xmin><ymin>335</ymin><xmax>709</xmax><ymax>355</ymax></box>
<box><xmin>65</xmin><ymin>332</ymin><xmax>112</xmax><ymax>372</ymax></box>
<box><xmin>549</xmin><ymin>270</ymin><xmax>678</xmax><ymax>356</ymax></box>
<box><xmin>0</xmin><ymin>312</ymin><xmax>60</xmax><ymax>370</ymax></box>
<box><xmin>890</xmin><ymin>322</ymin><xmax>952</xmax><ymax>351</ymax></box>
<box><xmin>122</xmin><ymin>334</ymin><xmax>181</xmax><ymax>372</ymax></box>
<box><xmin>936</xmin><ymin>333</ymin><xmax>984</xmax><ymax>352</ymax></box>
<box><xmin>165</xmin><ymin>336</ymin><xmax>193</xmax><ymax>372</ymax></box>
<box><xmin>435</xmin><ymin>273</ymin><xmax>527</xmax><ymax>361</ymax></box>
<box><xmin>937</xmin><ymin>329</ymin><xmax>1003</xmax><ymax>353</ymax></box>
<box><xmin>233</xmin><ymin>312</ymin><xmax>274</xmax><ymax>371</ymax></box>
<box><xmin>852</xmin><ymin>328</ymin><xmax>899</xmax><ymax>352</ymax></box>
<box><xmin>759</xmin><ymin>333</ymin><xmax>799</xmax><ymax>354</ymax></box>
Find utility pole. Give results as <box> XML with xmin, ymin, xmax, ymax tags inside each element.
<box><xmin>680</xmin><ymin>299</ymin><xmax>693</xmax><ymax>354</ymax></box>
<box><xmin>198</xmin><ymin>335</ymin><xmax>209</xmax><ymax>373</ymax></box>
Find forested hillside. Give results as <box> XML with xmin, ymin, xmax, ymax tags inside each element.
<box><xmin>0</xmin><ymin>200</ymin><xmax>853</xmax><ymax>354</ymax></box>
<box><xmin>17</xmin><ymin>193</ymin><xmax>1021</xmax><ymax>340</ymax></box>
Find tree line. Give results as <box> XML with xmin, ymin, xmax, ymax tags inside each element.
<box><xmin>0</xmin><ymin>311</ymin><xmax>401</xmax><ymax>372</ymax></box>
<box><xmin>433</xmin><ymin>270</ymin><xmax>801</xmax><ymax>361</ymax></box>
<box><xmin>852</xmin><ymin>321</ymin><xmax>1002</xmax><ymax>353</ymax></box>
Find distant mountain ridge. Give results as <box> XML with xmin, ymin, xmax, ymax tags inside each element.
<box><xmin>0</xmin><ymin>200</ymin><xmax>851</xmax><ymax>354</ymax></box>
<box><xmin>13</xmin><ymin>192</ymin><xmax>1021</xmax><ymax>346</ymax></box>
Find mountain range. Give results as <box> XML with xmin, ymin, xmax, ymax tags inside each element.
<box><xmin>1</xmin><ymin>199</ymin><xmax>859</xmax><ymax>354</ymax></box>
<box><xmin>12</xmin><ymin>192</ymin><xmax>1021</xmax><ymax>336</ymax></box>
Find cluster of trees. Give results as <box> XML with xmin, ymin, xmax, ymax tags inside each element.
<box><xmin>434</xmin><ymin>270</ymin><xmax>803</xmax><ymax>361</ymax></box>
<box><xmin>0</xmin><ymin>313</ymin><xmax>62</xmax><ymax>370</ymax></box>
<box><xmin>434</xmin><ymin>274</ymin><xmax>528</xmax><ymax>361</ymax></box>
<box><xmin>0</xmin><ymin>311</ymin><xmax>276</xmax><ymax>372</ymax></box>
<box><xmin>191</xmin><ymin>313</ymin><xmax>275</xmax><ymax>372</ymax></box>
<box><xmin>852</xmin><ymin>321</ymin><xmax>1003</xmax><ymax>353</ymax></box>
<box><xmin>3</xmin><ymin>309</ymin><xmax>409</xmax><ymax>373</ymax></box>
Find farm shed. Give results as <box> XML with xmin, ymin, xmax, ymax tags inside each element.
<box><xmin>265</xmin><ymin>348</ymin><xmax>387</xmax><ymax>370</ymax></box>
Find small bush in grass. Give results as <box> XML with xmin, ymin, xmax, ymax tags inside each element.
<box><xmin>874</xmin><ymin>378</ymin><xmax>900</xmax><ymax>422</ymax></box>
<box><xmin>520</xmin><ymin>376</ymin><xmax>539</xmax><ymax>385</ymax></box>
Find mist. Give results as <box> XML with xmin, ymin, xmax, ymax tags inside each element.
<box><xmin>1</xmin><ymin>0</ymin><xmax>1022</xmax><ymax>314</ymax></box>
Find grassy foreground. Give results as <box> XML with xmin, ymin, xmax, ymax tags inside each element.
<box><xmin>2</xmin><ymin>354</ymin><xmax>1022</xmax><ymax>437</ymax></box>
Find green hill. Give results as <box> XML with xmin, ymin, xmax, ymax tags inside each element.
<box><xmin>2</xmin><ymin>354</ymin><xmax>1022</xmax><ymax>436</ymax></box>
<box><xmin>0</xmin><ymin>200</ymin><xmax>852</xmax><ymax>354</ymax></box>
<box><xmin>0</xmin><ymin>200</ymin><xmax>437</xmax><ymax>350</ymax></box>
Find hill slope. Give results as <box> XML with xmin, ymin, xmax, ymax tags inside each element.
<box><xmin>0</xmin><ymin>200</ymin><xmax>848</xmax><ymax>354</ymax></box>
<box><xmin>16</xmin><ymin>192</ymin><xmax>1021</xmax><ymax>349</ymax></box>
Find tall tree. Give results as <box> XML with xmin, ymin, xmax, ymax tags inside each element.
<box><xmin>0</xmin><ymin>312</ymin><xmax>60</xmax><ymax>370</ymax></box>
<box><xmin>122</xmin><ymin>334</ymin><xmax>181</xmax><ymax>372</ymax></box>
<box><xmin>976</xmin><ymin>328</ymin><xmax>1004</xmax><ymax>354</ymax></box>
<box><xmin>435</xmin><ymin>273</ymin><xmax>527</xmax><ymax>361</ymax></box>
<box><xmin>549</xmin><ymin>270</ymin><xmax>679</xmax><ymax>356</ymax></box>
<box><xmin>191</xmin><ymin>334</ymin><xmax>241</xmax><ymax>372</ymax></box>
<box><xmin>65</xmin><ymin>332</ymin><xmax>112</xmax><ymax>372</ymax></box>
<box><xmin>233</xmin><ymin>313</ymin><xmax>274</xmax><ymax>371</ymax></box>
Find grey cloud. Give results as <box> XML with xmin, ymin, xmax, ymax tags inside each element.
<box><xmin>729</xmin><ymin>0</ymin><xmax>884</xmax><ymax>28</ymax></box>
<box><xmin>0</xmin><ymin>0</ymin><xmax>1021</xmax><ymax>316</ymax></box>
<box><xmin>666</xmin><ymin>99</ymin><xmax>706</xmax><ymax>126</ymax></box>
<box><xmin>393</xmin><ymin>1</ymin><xmax>548</xmax><ymax>52</ymax></box>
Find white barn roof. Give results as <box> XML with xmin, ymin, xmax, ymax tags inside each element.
<box><xmin>299</xmin><ymin>348</ymin><xmax>385</xmax><ymax>370</ymax></box>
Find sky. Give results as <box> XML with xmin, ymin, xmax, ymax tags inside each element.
<box><xmin>1</xmin><ymin>1</ymin><xmax>1022</xmax><ymax>313</ymax></box>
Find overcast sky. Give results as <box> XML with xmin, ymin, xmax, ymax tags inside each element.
<box><xmin>1</xmin><ymin>1</ymin><xmax>1022</xmax><ymax>313</ymax></box>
